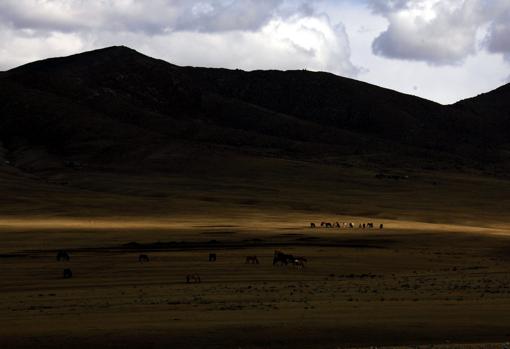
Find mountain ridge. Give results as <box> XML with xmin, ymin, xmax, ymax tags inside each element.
<box><xmin>1</xmin><ymin>46</ymin><xmax>509</xmax><ymax>176</ymax></box>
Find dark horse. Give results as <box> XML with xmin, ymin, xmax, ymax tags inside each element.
<box><xmin>273</xmin><ymin>250</ymin><xmax>294</xmax><ymax>266</ymax></box>
<box><xmin>209</xmin><ymin>253</ymin><xmax>217</xmax><ymax>262</ymax></box>
<box><xmin>186</xmin><ymin>274</ymin><xmax>201</xmax><ymax>283</ymax></box>
<box><xmin>63</xmin><ymin>268</ymin><xmax>73</xmax><ymax>278</ymax></box>
<box><xmin>245</xmin><ymin>256</ymin><xmax>259</xmax><ymax>264</ymax></box>
<box><xmin>56</xmin><ymin>250</ymin><xmax>70</xmax><ymax>262</ymax></box>
<box><xmin>139</xmin><ymin>254</ymin><xmax>150</xmax><ymax>262</ymax></box>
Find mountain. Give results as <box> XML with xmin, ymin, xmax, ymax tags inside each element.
<box><xmin>1</xmin><ymin>46</ymin><xmax>509</xmax><ymax>175</ymax></box>
<box><xmin>1</xmin><ymin>46</ymin><xmax>510</xmax><ymax>221</ymax></box>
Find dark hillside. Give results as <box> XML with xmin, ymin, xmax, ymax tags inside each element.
<box><xmin>0</xmin><ymin>46</ymin><xmax>508</xmax><ymax>175</ymax></box>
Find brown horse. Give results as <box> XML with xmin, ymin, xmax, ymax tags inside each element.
<box><xmin>245</xmin><ymin>256</ymin><xmax>259</xmax><ymax>264</ymax></box>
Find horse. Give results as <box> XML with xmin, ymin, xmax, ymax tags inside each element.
<box><xmin>273</xmin><ymin>250</ymin><xmax>294</xmax><ymax>266</ymax></box>
<box><xmin>335</xmin><ymin>222</ymin><xmax>340</xmax><ymax>228</ymax></box>
<box><xmin>139</xmin><ymin>254</ymin><xmax>149</xmax><ymax>262</ymax></box>
<box><xmin>310</xmin><ymin>222</ymin><xmax>316</xmax><ymax>228</ymax></box>
<box><xmin>56</xmin><ymin>250</ymin><xmax>70</xmax><ymax>262</ymax></box>
<box><xmin>292</xmin><ymin>258</ymin><xmax>306</xmax><ymax>269</ymax></box>
<box><xmin>63</xmin><ymin>268</ymin><xmax>73</xmax><ymax>279</ymax></box>
<box><xmin>367</xmin><ymin>223</ymin><xmax>374</xmax><ymax>228</ymax></box>
<box><xmin>209</xmin><ymin>253</ymin><xmax>217</xmax><ymax>262</ymax></box>
<box><xmin>325</xmin><ymin>222</ymin><xmax>332</xmax><ymax>228</ymax></box>
<box><xmin>245</xmin><ymin>256</ymin><xmax>259</xmax><ymax>264</ymax></box>
<box><xmin>186</xmin><ymin>274</ymin><xmax>201</xmax><ymax>283</ymax></box>
<box><xmin>379</xmin><ymin>223</ymin><xmax>384</xmax><ymax>229</ymax></box>
<box><xmin>349</xmin><ymin>222</ymin><xmax>354</xmax><ymax>228</ymax></box>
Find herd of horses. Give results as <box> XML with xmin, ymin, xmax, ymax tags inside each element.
<box><xmin>54</xmin><ymin>220</ymin><xmax>384</xmax><ymax>280</ymax></box>
<box><xmin>311</xmin><ymin>221</ymin><xmax>384</xmax><ymax>229</ymax></box>
<box><xmin>55</xmin><ymin>249</ymin><xmax>305</xmax><ymax>281</ymax></box>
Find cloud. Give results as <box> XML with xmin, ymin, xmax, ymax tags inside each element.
<box><xmin>90</xmin><ymin>13</ymin><xmax>359</xmax><ymax>77</ymax></box>
<box><xmin>366</xmin><ymin>0</ymin><xmax>510</xmax><ymax>65</ymax></box>
<box><xmin>483</xmin><ymin>2</ymin><xmax>510</xmax><ymax>61</ymax></box>
<box><xmin>0</xmin><ymin>0</ymin><xmax>358</xmax><ymax>78</ymax></box>
<box><xmin>369</xmin><ymin>0</ymin><xmax>487</xmax><ymax>65</ymax></box>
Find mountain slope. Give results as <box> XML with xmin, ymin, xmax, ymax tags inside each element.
<box><xmin>0</xmin><ymin>45</ymin><xmax>508</xmax><ymax>175</ymax></box>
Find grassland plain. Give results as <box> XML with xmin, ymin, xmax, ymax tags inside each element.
<box><xmin>1</xmin><ymin>161</ymin><xmax>510</xmax><ymax>348</ymax></box>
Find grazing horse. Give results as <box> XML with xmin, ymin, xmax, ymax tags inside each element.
<box><xmin>209</xmin><ymin>253</ymin><xmax>217</xmax><ymax>262</ymax></box>
<box><xmin>349</xmin><ymin>222</ymin><xmax>354</xmax><ymax>228</ymax></box>
<box><xmin>273</xmin><ymin>250</ymin><xmax>294</xmax><ymax>266</ymax></box>
<box><xmin>292</xmin><ymin>258</ymin><xmax>306</xmax><ymax>269</ymax></box>
<box><xmin>335</xmin><ymin>222</ymin><xmax>340</xmax><ymax>228</ymax></box>
<box><xmin>367</xmin><ymin>223</ymin><xmax>374</xmax><ymax>228</ymax></box>
<box><xmin>56</xmin><ymin>250</ymin><xmax>70</xmax><ymax>262</ymax></box>
<box><xmin>310</xmin><ymin>222</ymin><xmax>316</xmax><ymax>228</ymax></box>
<box><xmin>139</xmin><ymin>254</ymin><xmax>149</xmax><ymax>262</ymax></box>
<box><xmin>379</xmin><ymin>223</ymin><xmax>384</xmax><ymax>229</ymax></box>
<box><xmin>245</xmin><ymin>256</ymin><xmax>259</xmax><ymax>264</ymax></box>
<box><xmin>320</xmin><ymin>222</ymin><xmax>325</xmax><ymax>227</ymax></box>
<box><xmin>186</xmin><ymin>274</ymin><xmax>201</xmax><ymax>283</ymax></box>
<box><xmin>325</xmin><ymin>222</ymin><xmax>332</xmax><ymax>228</ymax></box>
<box><xmin>63</xmin><ymin>268</ymin><xmax>73</xmax><ymax>279</ymax></box>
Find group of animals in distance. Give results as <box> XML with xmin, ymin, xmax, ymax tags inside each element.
<box><xmin>55</xmin><ymin>248</ymin><xmax>306</xmax><ymax>282</ymax></box>
<box><xmin>55</xmin><ymin>222</ymin><xmax>383</xmax><ymax>280</ymax></box>
<box><xmin>311</xmin><ymin>221</ymin><xmax>384</xmax><ymax>229</ymax></box>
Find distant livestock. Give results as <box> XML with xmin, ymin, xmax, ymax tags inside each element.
<box><xmin>273</xmin><ymin>250</ymin><xmax>294</xmax><ymax>266</ymax></box>
<box><xmin>292</xmin><ymin>256</ymin><xmax>307</xmax><ymax>269</ymax></box>
<box><xmin>56</xmin><ymin>250</ymin><xmax>70</xmax><ymax>262</ymax></box>
<box><xmin>139</xmin><ymin>254</ymin><xmax>150</xmax><ymax>262</ymax></box>
<box><xmin>292</xmin><ymin>258</ymin><xmax>306</xmax><ymax>269</ymax></box>
<box><xmin>186</xmin><ymin>274</ymin><xmax>201</xmax><ymax>283</ymax></box>
<box><xmin>245</xmin><ymin>256</ymin><xmax>259</xmax><ymax>264</ymax></box>
<box><xmin>311</xmin><ymin>221</ymin><xmax>382</xmax><ymax>230</ymax></box>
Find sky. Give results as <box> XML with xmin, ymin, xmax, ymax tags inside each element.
<box><xmin>0</xmin><ymin>0</ymin><xmax>509</xmax><ymax>104</ymax></box>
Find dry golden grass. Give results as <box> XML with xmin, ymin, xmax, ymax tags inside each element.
<box><xmin>2</xmin><ymin>161</ymin><xmax>510</xmax><ymax>348</ymax></box>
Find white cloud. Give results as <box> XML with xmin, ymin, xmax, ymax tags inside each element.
<box><xmin>369</xmin><ymin>0</ymin><xmax>486</xmax><ymax>65</ymax></box>
<box><xmin>1</xmin><ymin>0</ymin><xmax>510</xmax><ymax>105</ymax></box>
<box><xmin>0</xmin><ymin>0</ymin><xmax>358</xmax><ymax>78</ymax></box>
<box><xmin>367</xmin><ymin>0</ymin><xmax>510</xmax><ymax>66</ymax></box>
